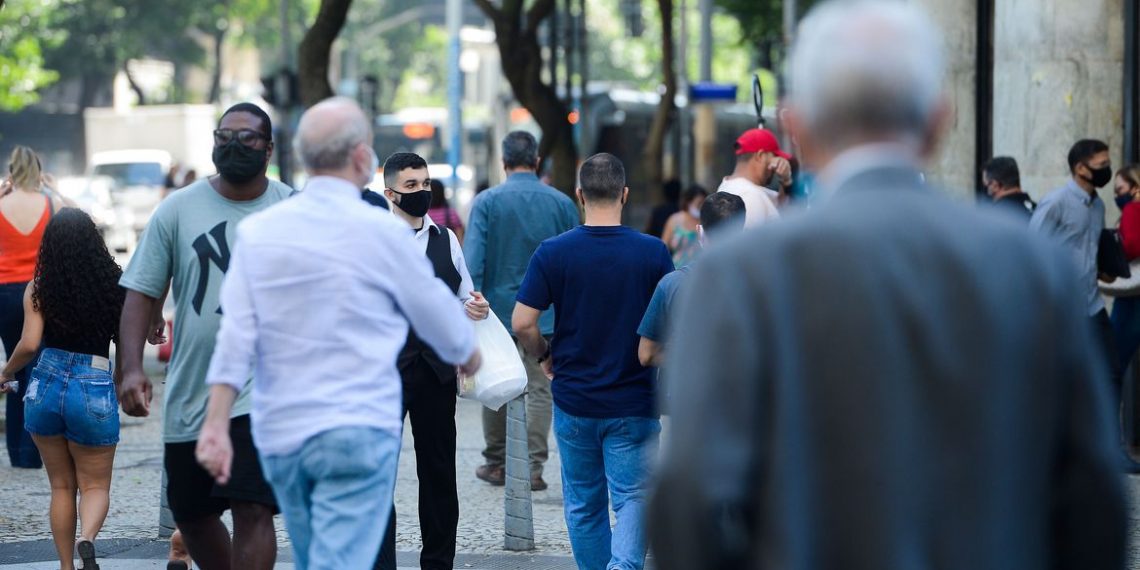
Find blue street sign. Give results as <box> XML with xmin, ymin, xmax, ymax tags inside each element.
<box><xmin>690</xmin><ymin>82</ymin><xmax>738</xmax><ymax>102</ymax></box>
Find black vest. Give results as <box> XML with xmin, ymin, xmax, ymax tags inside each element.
<box><xmin>398</xmin><ymin>225</ymin><xmax>462</xmax><ymax>384</ymax></box>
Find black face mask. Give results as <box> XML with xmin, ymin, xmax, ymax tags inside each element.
<box><xmin>1084</xmin><ymin>163</ymin><xmax>1113</xmax><ymax>189</ymax></box>
<box><xmin>212</xmin><ymin>139</ymin><xmax>268</xmax><ymax>184</ymax></box>
<box><xmin>392</xmin><ymin>189</ymin><xmax>432</xmax><ymax>218</ymax></box>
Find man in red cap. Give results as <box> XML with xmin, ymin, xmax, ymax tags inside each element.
<box><xmin>716</xmin><ymin>128</ymin><xmax>793</xmax><ymax>227</ymax></box>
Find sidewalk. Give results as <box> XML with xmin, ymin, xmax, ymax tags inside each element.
<box><xmin>0</xmin><ymin>538</ymin><xmax>579</xmax><ymax>569</ymax></box>
<box><xmin>0</xmin><ymin>363</ymin><xmax>575</xmax><ymax>567</ymax></box>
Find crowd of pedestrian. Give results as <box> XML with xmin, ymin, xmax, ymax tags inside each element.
<box><xmin>2</xmin><ymin>1</ymin><xmax>1139</xmax><ymax>570</ymax></box>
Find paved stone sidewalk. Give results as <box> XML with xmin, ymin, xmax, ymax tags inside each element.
<box><xmin>0</xmin><ymin>370</ymin><xmax>573</xmax><ymax>564</ymax></box>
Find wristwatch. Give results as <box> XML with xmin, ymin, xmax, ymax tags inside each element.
<box><xmin>536</xmin><ymin>346</ymin><xmax>551</xmax><ymax>364</ymax></box>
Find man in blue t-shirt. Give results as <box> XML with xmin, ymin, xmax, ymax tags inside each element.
<box><xmin>638</xmin><ymin>192</ymin><xmax>746</xmax><ymax>367</ymax></box>
<box><xmin>513</xmin><ymin>153</ymin><xmax>673</xmax><ymax>570</ymax></box>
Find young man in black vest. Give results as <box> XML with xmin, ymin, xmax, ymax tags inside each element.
<box><xmin>373</xmin><ymin>152</ymin><xmax>488</xmax><ymax>570</ymax></box>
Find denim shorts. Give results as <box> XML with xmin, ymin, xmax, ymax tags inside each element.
<box><xmin>24</xmin><ymin>348</ymin><xmax>120</xmax><ymax>447</ymax></box>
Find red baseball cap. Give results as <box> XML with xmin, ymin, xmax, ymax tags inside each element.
<box><xmin>734</xmin><ymin>128</ymin><xmax>790</xmax><ymax>160</ymax></box>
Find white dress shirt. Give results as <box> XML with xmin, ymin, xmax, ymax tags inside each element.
<box><xmin>206</xmin><ymin>176</ymin><xmax>476</xmax><ymax>456</ymax></box>
<box><xmin>716</xmin><ymin>177</ymin><xmax>781</xmax><ymax>228</ymax></box>
<box><xmin>408</xmin><ymin>217</ymin><xmax>475</xmax><ymax>303</ymax></box>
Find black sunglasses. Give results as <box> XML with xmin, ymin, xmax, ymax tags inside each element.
<box><xmin>214</xmin><ymin>128</ymin><xmax>270</xmax><ymax>147</ymax></box>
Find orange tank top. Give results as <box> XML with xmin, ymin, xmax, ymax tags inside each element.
<box><xmin>0</xmin><ymin>195</ymin><xmax>51</xmax><ymax>284</ymax></box>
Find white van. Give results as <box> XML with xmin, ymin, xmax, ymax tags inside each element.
<box><xmin>88</xmin><ymin>149</ymin><xmax>171</xmax><ymax>236</ymax></box>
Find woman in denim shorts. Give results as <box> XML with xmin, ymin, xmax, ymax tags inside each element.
<box><xmin>1</xmin><ymin>208</ymin><xmax>125</xmax><ymax>570</ymax></box>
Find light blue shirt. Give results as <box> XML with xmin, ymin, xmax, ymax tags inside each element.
<box><xmin>463</xmin><ymin>172</ymin><xmax>579</xmax><ymax>336</ymax></box>
<box><xmin>1030</xmin><ymin>179</ymin><xmax>1105</xmax><ymax>316</ymax></box>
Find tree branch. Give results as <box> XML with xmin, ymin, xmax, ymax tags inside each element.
<box><xmin>471</xmin><ymin>0</ymin><xmax>499</xmax><ymax>19</ymax></box>
<box><xmin>525</xmin><ymin>0</ymin><xmax>557</xmax><ymax>33</ymax></box>
<box><xmin>298</xmin><ymin>0</ymin><xmax>354</xmax><ymax>107</ymax></box>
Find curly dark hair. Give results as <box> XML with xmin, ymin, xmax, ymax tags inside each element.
<box><xmin>32</xmin><ymin>208</ymin><xmax>125</xmax><ymax>343</ymax></box>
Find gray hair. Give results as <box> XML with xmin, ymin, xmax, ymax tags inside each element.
<box><xmin>294</xmin><ymin>96</ymin><xmax>370</xmax><ymax>171</ymax></box>
<box><xmin>789</xmin><ymin>1</ymin><xmax>944</xmax><ymax>149</ymax></box>
<box><xmin>502</xmin><ymin>131</ymin><xmax>539</xmax><ymax>170</ymax></box>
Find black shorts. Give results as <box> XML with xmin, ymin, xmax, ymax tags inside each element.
<box><xmin>164</xmin><ymin>415</ymin><xmax>278</xmax><ymax>524</ymax></box>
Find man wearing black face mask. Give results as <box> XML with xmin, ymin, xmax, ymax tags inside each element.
<box><xmin>375</xmin><ymin>152</ymin><xmax>489</xmax><ymax>570</ymax></box>
<box><xmin>118</xmin><ymin>102</ymin><xmax>294</xmax><ymax>570</ymax></box>
<box><xmin>1031</xmin><ymin>139</ymin><xmax>1127</xmax><ymax>451</ymax></box>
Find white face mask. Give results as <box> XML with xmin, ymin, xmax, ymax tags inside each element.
<box><xmin>688</xmin><ymin>205</ymin><xmax>701</xmax><ymax>218</ymax></box>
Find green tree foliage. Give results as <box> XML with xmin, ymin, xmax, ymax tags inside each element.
<box><xmin>0</xmin><ymin>0</ymin><xmax>61</xmax><ymax>110</ymax></box>
<box><xmin>715</xmin><ymin>0</ymin><xmax>818</xmax><ymax>62</ymax></box>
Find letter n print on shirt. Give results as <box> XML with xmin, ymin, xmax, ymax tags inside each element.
<box><xmin>191</xmin><ymin>221</ymin><xmax>230</xmax><ymax>315</ymax></box>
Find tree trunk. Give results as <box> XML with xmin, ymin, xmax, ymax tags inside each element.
<box><xmin>298</xmin><ymin>0</ymin><xmax>353</xmax><ymax>108</ymax></box>
<box><xmin>474</xmin><ymin>0</ymin><xmax>578</xmax><ymax>197</ymax></box>
<box><xmin>208</xmin><ymin>26</ymin><xmax>227</xmax><ymax>104</ymax></box>
<box><xmin>644</xmin><ymin>0</ymin><xmax>677</xmax><ymax>198</ymax></box>
<box><xmin>123</xmin><ymin>63</ymin><xmax>147</xmax><ymax>105</ymax></box>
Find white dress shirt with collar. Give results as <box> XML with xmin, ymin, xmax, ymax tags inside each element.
<box><xmin>205</xmin><ymin>175</ymin><xmax>476</xmax><ymax>457</ymax></box>
<box><xmin>408</xmin><ymin>216</ymin><xmax>475</xmax><ymax>303</ymax></box>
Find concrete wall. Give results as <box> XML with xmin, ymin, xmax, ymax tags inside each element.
<box><xmin>913</xmin><ymin>0</ymin><xmax>979</xmax><ymax>201</ymax></box>
<box><xmin>993</xmin><ymin>0</ymin><xmax>1125</xmax><ymax>219</ymax></box>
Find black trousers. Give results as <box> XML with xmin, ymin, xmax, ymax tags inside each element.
<box><xmin>375</xmin><ymin>363</ymin><xmax>458</xmax><ymax>570</ymax></box>
<box><xmin>1094</xmin><ymin>309</ymin><xmax>1123</xmax><ymax>397</ymax></box>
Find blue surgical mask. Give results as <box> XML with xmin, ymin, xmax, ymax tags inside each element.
<box><xmin>1116</xmin><ymin>194</ymin><xmax>1133</xmax><ymax>211</ymax></box>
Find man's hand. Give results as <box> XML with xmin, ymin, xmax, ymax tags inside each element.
<box><xmin>458</xmin><ymin>349</ymin><xmax>482</xmax><ymax>377</ymax></box>
<box><xmin>118</xmin><ymin>369</ymin><xmax>153</xmax><ymax>417</ymax></box>
<box><xmin>1099</xmin><ymin>272</ymin><xmax>1118</xmax><ymax>284</ymax></box>
<box><xmin>465</xmin><ymin>292</ymin><xmax>490</xmax><ymax>321</ymax></box>
<box><xmin>148</xmin><ymin>314</ymin><xmax>168</xmax><ymax>345</ymax></box>
<box><xmin>0</xmin><ymin>374</ymin><xmax>15</xmax><ymax>394</ymax></box>
<box><xmin>540</xmin><ymin>357</ymin><xmax>553</xmax><ymax>380</ymax></box>
<box><xmin>196</xmin><ymin>422</ymin><xmax>233</xmax><ymax>485</ymax></box>
<box><xmin>769</xmin><ymin>157</ymin><xmax>793</xmax><ymax>188</ymax></box>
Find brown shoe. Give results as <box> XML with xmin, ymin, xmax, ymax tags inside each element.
<box><xmin>531</xmin><ymin>474</ymin><xmax>548</xmax><ymax>491</ymax></box>
<box><xmin>476</xmin><ymin>464</ymin><xmax>505</xmax><ymax>486</ymax></box>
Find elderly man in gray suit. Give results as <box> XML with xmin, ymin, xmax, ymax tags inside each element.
<box><xmin>648</xmin><ymin>2</ymin><xmax>1126</xmax><ymax>570</ymax></box>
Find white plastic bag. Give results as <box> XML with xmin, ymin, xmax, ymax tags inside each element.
<box><xmin>458</xmin><ymin>308</ymin><xmax>527</xmax><ymax>411</ymax></box>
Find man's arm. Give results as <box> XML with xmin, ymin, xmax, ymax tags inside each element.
<box><xmin>512</xmin><ymin>303</ymin><xmax>550</xmax><ymax>379</ymax></box>
<box><xmin>117</xmin><ymin>205</ymin><xmax>175</xmax><ymax>416</ymax></box>
<box><xmin>118</xmin><ymin>290</ymin><xmax>160</xmax><ymax>416</ymax></box>
<box><xmin>463</xmin><ymin>196</ymin><xmax>489</xmax><ymax>291</ymax></box>
<box><xmin>196</xmin><ymin>384</ymin><xmax>239</xmax><ymax>484</ymax></box>
<box><xmin>638</xmin><ymin>337</ymin><xmax>662</xmax><ymax>367</ymax></box>
<box><xmin>1029</xmin><ymin>197</ymin><xmax>1059</xmax><ymax>235</ymax></box>
<box><xmin>383</xmin><ymin>226</ymin><xmax>479</xmax><ymax>370</ymax></box>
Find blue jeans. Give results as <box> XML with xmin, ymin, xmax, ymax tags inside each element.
<box><xmin>24</xmin><ymin>348</ymin><xmax>119</xmax><ymax>446</ymax></box>
<box><xmin>260</xmin><ymin>426</ymin><xmax>400</xmax><ymax>570</ymax></box>
<box><xmin>1</xmin><ymin>281</ymin><xmax>42</xmax><ymax>467</ymax></box>
<box><xmin>553</xmin><ymin>405</ymin><xmax>660</xmax><ymax>570</ymax></box>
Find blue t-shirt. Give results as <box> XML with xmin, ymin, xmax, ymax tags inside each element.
<box><xmin>517</xmin><ymin>225</ymin><xmax>673</xmax><ymax>418</ymax></box>
<box><xmin>637</xmin><ymin>266</ymin><xmax>690</xmax><ymax>342</ymax></box>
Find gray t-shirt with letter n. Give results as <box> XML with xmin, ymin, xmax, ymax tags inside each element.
<box><xmin>120</xmin><ymin>177</ymin><xmax>295</xmax><ymax>443</ymax></box>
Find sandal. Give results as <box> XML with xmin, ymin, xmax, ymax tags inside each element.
<box><xmin>76</xmin><ymin>538</ymin><xmax>99</xmax><ymax>570</ymax></box>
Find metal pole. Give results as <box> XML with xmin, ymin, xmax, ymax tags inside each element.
<box><xmin>503</xmin><ymin>397</ymin><xmax>535</xmax><ymax>550</ymax></box>
<box><xmin>679</xmin><ymin>0</ymin><xmax>691</xmax><ymax>186</ymax></box>
<box><xmin>698</xmin><ymin>0</ymin><xmax>712</xmax><ymax>82</ymax></box>
<box><xmin>447</xmin><ymin>0</ymin><xmax>463</xmax><ymax>192</ymax></box>
<box><xmin>783</xmin><ymin>0</ymin><xmax>796</xmax><ymax>49</ymax></box>
<box><xmin>278</xmin><ymin>0</ymin><xmax>294</xmax><ymax>187</ymax></box>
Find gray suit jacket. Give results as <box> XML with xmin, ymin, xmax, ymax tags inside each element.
<box><xmin>649</xmin><ymin>164</ymin><xmax>1126</xmax><ymax>569</ymax></box>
